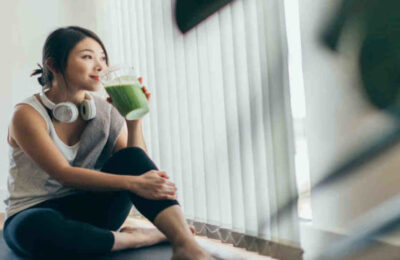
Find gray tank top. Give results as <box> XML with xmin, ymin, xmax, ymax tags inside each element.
<box><xmin>4</xmin><ymin>93</ymin><xmax>125</xmax><ymax>219</ymax></box>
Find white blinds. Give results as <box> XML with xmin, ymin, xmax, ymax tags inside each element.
<box><xmin>101</xmin><ymin>0</ymin><xmax>301</xmax><ymax>257</ymax></box>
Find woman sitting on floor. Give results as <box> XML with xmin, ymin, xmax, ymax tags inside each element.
<box><xmin>3</xmin><ymin>26</ymin><xmax>212</xmax><ymax>260</ymax></box>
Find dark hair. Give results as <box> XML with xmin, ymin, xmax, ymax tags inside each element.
<box><xmin>31</xmin><ymin>26</ymin><xmax>109</xmax><ymax>87</ymax></box>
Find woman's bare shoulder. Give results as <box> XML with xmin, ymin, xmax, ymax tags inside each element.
<box><xmin>8</xmin><ymin>101</ymin><xmax>47</xmax><ymax>147</ymax></box>
<box><xmin>12</xmin><ymin>100</ymin><xmax>47</xmax><ymax>129</ymax></box>
<box><xmin>9</xmin><ymin>100</ymin><xmax>71</xmax><ymax>179</ymax></box>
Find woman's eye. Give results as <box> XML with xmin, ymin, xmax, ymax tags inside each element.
<box><xmin>101</xmin><ymin>57</ymin><xmax>107</xmax><ymax>62</ymax></box>
<box><xmin>82</xmin><ymin>55</ymin><xmax>92</xmax><ymax>59</ymax></box>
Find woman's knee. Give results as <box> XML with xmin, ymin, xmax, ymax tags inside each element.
<box><xmin>101</xmin><ymin>146</ymin><xmax>158</xmax><ymax>175</ymax></box>
<box><xmin>114</xmin><ymin>146</ymin><xmax>146</xmax><ymax>157</ymax></box>
<box><xmin>14</xmin><ymin>209</ymin><xmax>63</xmax><ymax>240</ymax></box>
<box><xmin>9</xmin><ymin>209</ymin><xmax>51</xmax><ymax>233</ymax></box>
<box><xmin>5</xmin><ymin>208</ymin><xmax>64</xmax><ymax>255</ymax></box>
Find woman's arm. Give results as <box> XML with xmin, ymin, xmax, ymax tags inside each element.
<box><xmin>11</xmin><ymin>104</ymin><xmax>175</xmax><ymax>199</ymax></box>
<box><xmin>126</xmin><ymin>119</ymin><xmax>147</xmax><ymax>152</ymax></box>
<box><xmin>59</xmin><ymin>166</ymin><xmax>134</xmax><ymax>191</ymax></box>
<box><xmin>113</xmin><ymin>119</ymin><xmax>148</xmax><ymax>154</ymax></box>
<box><xmin>60</xmin><ymin>166</ymin><xmax>176</xmax><ymax>200</ymax></box>
<box><xmin>11</xmin><ymin>104</ymin><xmax>132</xmax><ymax>191</ymax></box>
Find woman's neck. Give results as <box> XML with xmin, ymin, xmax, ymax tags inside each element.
<box><xmin>45</xmin><ymin>83</ymin><xmax>86</xmax><ymax>106</ymax></box>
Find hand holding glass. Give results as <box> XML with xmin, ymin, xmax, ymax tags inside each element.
<box><xmin>100</xmin><ymin>65</ymin><xmax>149</xmax><ymax>120</ymax></box>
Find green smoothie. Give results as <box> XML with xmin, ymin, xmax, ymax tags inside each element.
<box><xmin>105</xmin><ymin>82</ymin><xmax>149</xmax><ymax>120</ymax></box>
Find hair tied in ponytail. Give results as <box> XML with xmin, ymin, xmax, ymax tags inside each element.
<box><xmin>31</xmin><ymin>63</ymin><xmax>46</xmax><ymax>86</ymax></box>
<box><xmin>37</xmin><ymin>63</ymin><xmax>44</xmax><ymax>73</ymax></box>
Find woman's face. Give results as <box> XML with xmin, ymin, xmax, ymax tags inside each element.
<box><xmin>64</xmin><ymin>37</ymin><xmax>108</xmax><ymax>92</ymax></box>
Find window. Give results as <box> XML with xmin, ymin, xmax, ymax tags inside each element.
<box><xmin>284</xmin><ymin>0</ymin><xmax>312</xmax><ymax>220</ymax></box>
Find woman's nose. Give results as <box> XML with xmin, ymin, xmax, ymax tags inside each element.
<box><xmin>96</xmin><ymin>61</ymin><xmax>106</xmax><ymax>72</ymax></box>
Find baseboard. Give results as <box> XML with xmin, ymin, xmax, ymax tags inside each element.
<box><xmin>300</xmin><ymin>221</ymin><xmax>400</xmax><ymax>260</ymax></box>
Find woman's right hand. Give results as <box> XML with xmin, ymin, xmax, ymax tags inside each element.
<box><xmin>128</xmin><ymin>170</ymin><xmax>177</xmax><ymax>200</ymax></box>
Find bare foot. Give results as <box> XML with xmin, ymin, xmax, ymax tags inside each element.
<box><xmin>119</xmin><ymin>217</ymin><xmax>142</xmax><ymax>230</ymax></box>
<box><xmin>119</xmin><ymin>226</ymin><xmax>167</xmax><ymax>248</ymax></box>
<box><xmin>172</xmin><ymin>241</ymin><xmax>214</xmax><ymax>260</ymax></box>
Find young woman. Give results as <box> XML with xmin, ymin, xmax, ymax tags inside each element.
<box><xmin>3</xmin><ymin>26</ymin><xmax>212</xmax><ymax>260</ymax></box>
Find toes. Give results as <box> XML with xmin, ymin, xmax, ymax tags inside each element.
<box><xmin>188</xmin><ymin>225</ymin><xmax>196</xmax><ymax>235</ymax></box>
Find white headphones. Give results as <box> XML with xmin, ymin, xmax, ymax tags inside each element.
<box><xmin>39</xmin><ymin>89</ymin><xmax>96</xmax><ymax>123</ymax></box>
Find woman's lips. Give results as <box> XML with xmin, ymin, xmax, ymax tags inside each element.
<box><xmin>90</xmin><ymin>75</ymin><xmax>99</xmax><ymax>81</ymax></box>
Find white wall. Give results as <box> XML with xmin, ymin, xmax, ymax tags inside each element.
<box><xmin>0</xmin><ymin>0</ymin><xmax>108</xmax><ymax>212</ymax></box>
<box><xmin>299</xmin><ymin>0</ymin><xmax>400</xmax><ymax>245</ymax></box>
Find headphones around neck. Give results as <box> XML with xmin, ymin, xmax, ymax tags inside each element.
<box><xmin>39</xmin><ymin>89</ymin><xmax>96</xmax><ymax>123</ymax></box>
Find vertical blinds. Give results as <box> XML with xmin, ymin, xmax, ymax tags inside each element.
<box><xmin>101</xmin><ymin>0</ymin><xmax>301</xmax><ymax>257</ymax></box>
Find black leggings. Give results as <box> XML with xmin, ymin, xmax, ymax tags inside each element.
<box><xmin>3</xmin><ymin>147</ymin><xmax>179</xmax><ymax>259</ymax></box>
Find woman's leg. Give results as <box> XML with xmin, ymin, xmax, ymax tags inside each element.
<box><xmin>38</xmin><ymin>191</ymin><xmax>168</xmax><ymax>252</ymax></box>
<box><xmin>2</xmin><ymin>146</ymin><xmax>179</xmax><ymax>257</ymax></box>
<box><xmin>3</xmin><ymin>147</ymin><xmax>209</xmax><ymax>259</ymax></box>
<box><xmin>101</xmin><ymin>147</ymin><xmax>212</xmax><ymax>259</ymax></box>
<box><xmin>41</xmin><ymin>190</ymin><xmax>133</xmax><ymax>231</ymax></box>
<box><xmin>3</xmin><ymin>207</ymin><xmax>114</xmax><ymax>259</ymax></box>
<box><xmin>154</xmin><ymin>206</ymin><xmax>212</xmax><ymax>260</ymax></box>
<box><xmin>100</xmin><ymin>146</ymin><xmax>179</xmax><ymax>222</ymax></box>
<box><xmin>3</xmin><ymin>192</ymin><xmax>168</xmax><ymax>258</ymax></box>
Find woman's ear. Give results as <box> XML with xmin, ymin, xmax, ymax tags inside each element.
<box><xmin>44</xmin><ymin>58</ymin><xmax>58</xmax><ymax>74</ymax></box>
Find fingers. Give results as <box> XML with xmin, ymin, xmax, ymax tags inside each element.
<box><xmin>160</xmin><ymin>180</ymin><xmax>177</xmax><ymax>200</ymax></box>
<box><xmin>138</xmin><ymin>76</ymin><xmax>151</xmax><ymax>101</ymax></box>
<box><xmin>161</xmin><ymin>180</ymin><xmax>176</xmax><ymax>193</ymax></box>
<box><xmin>165</xmin><ymin>194</ymin><xmax>177</xmax><ymax>200</ymax></box>
<box><xmin>141</xmin><ymin>86</ymin><xmax>151</xmax><ymax>100</ymax></box>
<box><xmin>163</xmin><ymin>190</ymin><xmax>177</xmax><ymax>200</ymax></box>
<box><xmin>146</xmin><ymin>170</ymin><xmax>178</xmax><ymax>200</ymax></box>
<box><xmin>166</xmin><ymin>182</ymin><xmax>177</xmax><ymax>193</ymax></box>
<box><xmin>157</xmin><ymin>171</ymin><xmax>169</xmax><ymax>179</ymax></box>
<box><xmin>155</xmin><ymin>190</ymin><xmax>177</xmax><ymax>200</ymax></box>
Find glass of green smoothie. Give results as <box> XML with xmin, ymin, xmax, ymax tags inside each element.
<box><xmin>100</xmin><ymin>65</ymin><xmax>149</xmax><ymax>120</ymax></box>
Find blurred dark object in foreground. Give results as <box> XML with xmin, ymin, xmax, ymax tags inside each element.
<box><xmin>175</xmin><ymin>0</ymin><xmax>234</xmax><ymax>33</ymax></box>
<box><xmin>317</xmin><ymin>0</ymin><xmax>400</xmax><ymax>258</ymax></box>
<box><xmin>323</xmin><ymin>0</ymin><xmax>400</xmax><ymax>113</ymax></box>
<box><xmin>273</xmin><ymin>1</ymin><xmax>400</xmax><ymax>258</ymax></box>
